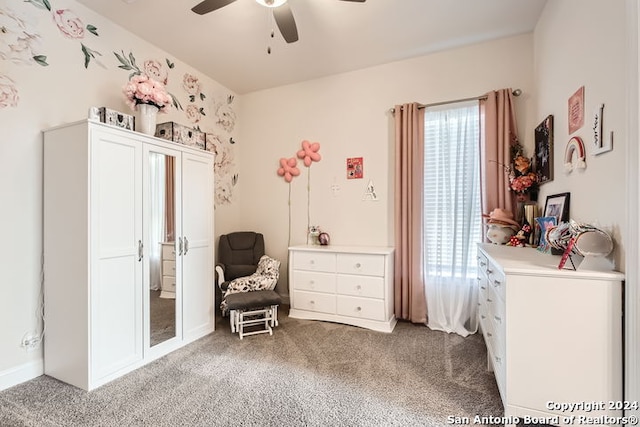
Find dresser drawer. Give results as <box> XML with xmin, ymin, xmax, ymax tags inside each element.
<box><xmin>292</xmin><ymin>251</ymin><xmax>336</xmax><ymax>272</ymax></box>
<box><xmin>292</xmin><ymin>271</ymin><xmax>336</xmax><ymax>294</ymax></box>
<box><xmin>492</xmin><ymin>345</ymin><xmax>506</xmax><ymax>396</ymax></box>
<box><xmin>488</xmin><ymin>283</ymin><xmax>505</xmax><ymax>337</ymax></box>
<box><xmin>162</xmin><ymin>260</ymin><xmax>176</xmax><ymax>277</ymax></box>
<box><xmin>162</xmin><ymin>243</ymin><xmax>176</xmax><ymax>261</ymax></box>
<box><xmin>480</xmin><ymin>302</ymin><xmax>495</xmax><ymax>342</ymax></box>
<box><xmin>162</xmin><ymin>276</ymin><xmax>176</xmax><ymax>292</ymax></box>
<box><xmin>337</xmin><ymin>253</ymin><xmax>385</xmax><ymax>276</ymax></box>
<box><xmin>487</xmin><ymin>266</ymin><xmax>506</xmax><ymax>302</ymax></box>
<box><xmin>489</xmin><ymin>271</ymin><xmax>506</xmax><ymax>304</ymax></box>
<box><xmin>337</xmin><ymin>274</ymin><xmax>384</xmax><ymax>299</ymax></box>
<box><xmin>478</xmin><ymin>301</ymin><xmax>491</xmax><ymax>333</ymax></box>
<box><xmin>336</xmin><ymin>295</ymin><xmax>386</xmax><ymax>321</ymax></box>
<box><xmin>478</xmin><ymin>275</ymin><xmax>489</xmax><ymax>302</ymax></box>
<box><xmin>477</xmin><ymin>253</ymin><xmax>489</xmax><ymax>276</ymax></box>
<box><xmin>293</xmin><ymin>291</ymin><xmax>336</xmax><ymax>313</ymax></box>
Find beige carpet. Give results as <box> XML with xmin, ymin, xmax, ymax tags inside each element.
<box><xmin>0</xmin><ymin>308</ymin><xmax>503</xmax><ymax>426</ymax></box>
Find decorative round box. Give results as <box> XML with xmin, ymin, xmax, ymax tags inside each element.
<box><xmin>318</xmin><ymin>232</ymin><xmax>330</xmax><ymax>246</ymax></box>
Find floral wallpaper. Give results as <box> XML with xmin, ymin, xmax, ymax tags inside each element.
<box><xmin>0</xmin><ymin>0</ymin><xmax>239</xmax><ymax>205</ymax></box>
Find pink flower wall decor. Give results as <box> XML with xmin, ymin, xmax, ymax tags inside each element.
<box><xmin>277</xmin><ymin>157</ymin><xmax>300</xmax><ymax>183</ymax></box>
<box><xmin>53</xmin><ymin>9</ymin><xmax>85</xmax><ymax>39</ymax></box>
<box><xmin>144</xmin><ymin>59</ymin><xmax>168</xmax><ymax>85</ymax></box>
<box><xmin>297</xmin><ymin>140</ymin><xmax>321</xmax><ymax>167</ymax></box>
<box><xmin>0</xmin><ymin>74</ymin><xmax>19</xmax><ymax>109</ymax></box>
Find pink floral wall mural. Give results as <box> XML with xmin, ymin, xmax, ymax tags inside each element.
<box><xmin>0</xmin><ymin>75</ymin><xmax>19</xmax><ymax>109</ymax></box>
<box><xmin>1</xmin><ymin>0</ymin><xmax>239</xmax><ymax>206</ymax></box>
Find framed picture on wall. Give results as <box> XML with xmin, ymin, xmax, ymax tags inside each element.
<box><xmin>534</xmin><ymin>115</ymin><xmax>554</xmax><ymax>184</ymax></box>
<box><xmin>543</xmin><ymin>192</ymin><xmax>570</xmax><ymax>223</ymax></box>
<box><xmin>347</xmin><ymin>157</ymin><xmax>363</xmax><ymax>179</ymax></box>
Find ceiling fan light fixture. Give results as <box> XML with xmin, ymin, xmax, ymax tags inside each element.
<box><xmin>255</xmin><ymin>0</ymin><xmax>287</xmax><ymax>8</ymax></box>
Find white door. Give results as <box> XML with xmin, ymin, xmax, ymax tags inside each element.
<box><xmin>181</xmin><ymin>151</ymin><xmax>215</xmax><ymax>341</ymax></box>
<box><xmin>90</xmin><ymin>128</ymin><xmax>144</xmax><ymax>381</ymax></box>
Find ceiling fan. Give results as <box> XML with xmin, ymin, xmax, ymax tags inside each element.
<box><xmin>191</xmin><ymin>0</ymin><xmax>366</xmax><ymax>44</ymax></box>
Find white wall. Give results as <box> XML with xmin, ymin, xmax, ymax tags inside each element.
<box><xmin>534</xmin><ymin>0</ymin><xmax>627</xmax><ymax>269</ymax></box>
<box><xmin>534</xmin><ymin>0</ymin><xmax>633</xmax><ymax>407</ymax></box>
<box><xmin>0</xmin><ymin>0</ymin><xmax>240</xmax><ymax>389</ymax></box>
<box><xmin>238</xmin><ymin>34</ymin><xmax>536</xmax><ymax>297</ymax></box>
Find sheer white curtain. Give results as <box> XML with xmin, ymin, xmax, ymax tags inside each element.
<box><xmin>423</xmin><ymin>101</ymin><xmax>481</xmax><ymax>337</ymax></box>
<box><xmin>149</xmin><ymin>153</ymin><xmax>166</xmax><ymax>291</ymax></box>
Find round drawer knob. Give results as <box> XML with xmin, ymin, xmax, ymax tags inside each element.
<box><xmin>355</xmin><ymin>263</ymin><xmax>361</xmax><ymax>268</ymax></box>
<box><xmin>310</xmin><ymin>260</ymin><xmax>315</xmax><ymax>265</ymax></box>
<box><xmin>356</xmin><ymin>307</ymin><xmax>362</xmax><ymax>311</ymax></box>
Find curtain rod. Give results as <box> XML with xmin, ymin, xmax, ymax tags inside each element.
<box><xmin>390</xmin><ymin>89</ymin><xmax>522</xmax><ymax>113</ymax></box>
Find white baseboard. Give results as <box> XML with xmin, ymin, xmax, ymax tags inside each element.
<box><xmin>0</xmin><ymin>359</ymin><xmax>44</xmax><ymax>392</ymax></box>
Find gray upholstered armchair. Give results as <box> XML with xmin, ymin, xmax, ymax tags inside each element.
<box><xmin>216</xmin><ymin>231</ymin><xmax>282</xmax><ymax>339</ymax></box>
<box><xmin>216</xmin><ymin>231</ymin><xmax>265</xmax><ymax>295</ymax></box>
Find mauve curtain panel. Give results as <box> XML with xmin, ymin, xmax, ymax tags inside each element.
<box><xmin>479</xmin><ymin>89</ymin><xmax>519</xmax><ymax>219</ymax></box>
<box><xmin>393</xmin><ymin>103</ymin><xmax>427</xmax><ymax>324</ymax></box>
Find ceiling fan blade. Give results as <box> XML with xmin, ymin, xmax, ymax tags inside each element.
<box><xmin>191</xmin><ymin>0</ymin><xmax>237</xmax><ymax>15</ymax></box>
<box><xmin>273</xmin><ymin>3</ymin><xmax>299</xmax><ymax>43</ymax></box>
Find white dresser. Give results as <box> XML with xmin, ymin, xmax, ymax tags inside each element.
<box><xmin>160</xmin><ymin>242</ymin><xmax>177</xmax><ymax>299</ymax></box>
<box><xmin>288</xmin><ymin>245</ymin><xmax>396</xmax><ymax>333</ymax></box>
<box><xmin>477</xmin><ymin>243</ymin><xmax>624</xmax><ymax>426</ymax></box>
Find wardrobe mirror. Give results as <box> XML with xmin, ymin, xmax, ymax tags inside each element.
<box><xmin>149</xmin><ymin>152</ymin><xmax>177</xmax><ymax>347</ymax></box>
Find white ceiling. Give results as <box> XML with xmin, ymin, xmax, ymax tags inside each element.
<box><xmin>76</xmin><ymin>0</ymin><xmax>547</xmax><ymax>94</ymax></box>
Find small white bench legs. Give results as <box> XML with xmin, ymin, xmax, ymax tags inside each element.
<box><xmin>224</xmin><ymin>290</ymin><xmax>282</xmax><ymax>339</ymax></box>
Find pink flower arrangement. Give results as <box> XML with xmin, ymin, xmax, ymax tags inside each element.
<box><xmin>123</xmin><ymin>74</ymin><xmax>171</xmax><ymax>113</ymax></box>
<box><xmin>505</xmin><ymin>153</ymin><xmax>538</xmax><ymax>195</ymax></box>
<box><xmin>510</xmin><ymin>172</ymin><xmax>537</xmax><ymax>193</ymax></box>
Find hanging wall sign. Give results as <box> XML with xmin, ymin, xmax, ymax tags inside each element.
<box><xmin>568</xmin><ymin>86</ymin><xmax>585</xmax><ymax>134</ymax></box>
<box><xmin>592</xmin><ymin>104</ymin><xmax>613</xmax><ymax>156</ymax></box>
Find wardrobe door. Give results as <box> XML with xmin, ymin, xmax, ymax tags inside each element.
<box><xmin>89</xmin><ymin>128</ymin><xmax>144</xmax><ymax>382</ymax></box>
<box><xmin>143</xmin><ymin>144</ymin><xmax>183</xmax><ymax>356</ymax></box>
<box><xmin>181</xmin><ymin>151</ymin><xmax>215</xmax><ymax>341</ymax></box>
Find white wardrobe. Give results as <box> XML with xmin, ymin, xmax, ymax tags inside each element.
<box><xmin>43</xmin><ymin>120</ymin><xmax>214</xmax><ymax>391</ymax></box>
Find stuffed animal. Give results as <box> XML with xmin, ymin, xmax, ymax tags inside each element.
<box><xmin>508</xmin><ymin>222</ymin><xmax>532</xmax><ymax>247</ymax></box>
<box><xmin>487</xmin><ymin>224</ymin><xmax>517</xmax><ymax>245</ymax></box>
<box><xmin>483</xmin><ymin>208</ymin><xmax>520</xmax><ymax>245</ymax></box>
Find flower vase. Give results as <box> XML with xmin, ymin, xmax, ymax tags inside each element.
<box><xmin>515</xmin><ymin>193</ymin><xmax>529</xmax><ymax>225</ymax></box>
<box><xmin>138</xmin><ymin>104</ymin><xmax>159</xmax><ymax>136</ymax></box>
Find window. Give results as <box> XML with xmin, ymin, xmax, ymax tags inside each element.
<box><xmin>423</xmin><ymin>101</ymin><xmax>481</xmax><ymax>336</ymax></box>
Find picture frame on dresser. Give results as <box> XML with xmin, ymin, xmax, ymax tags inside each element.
<box><xmin>543</xmin><ymin>192</ymin><xmax>570</xmax><ymax>223</ymax></box>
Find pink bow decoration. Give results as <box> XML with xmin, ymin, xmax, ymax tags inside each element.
<box><xmin>297</xmin><ymin>140</ymin><xmax>322</xmax><ymax>167</ymax></box>
<box><xmin>277</xmin><ymin>157</ymin><xmax>300</xmax><ymax>183</ymax></box>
